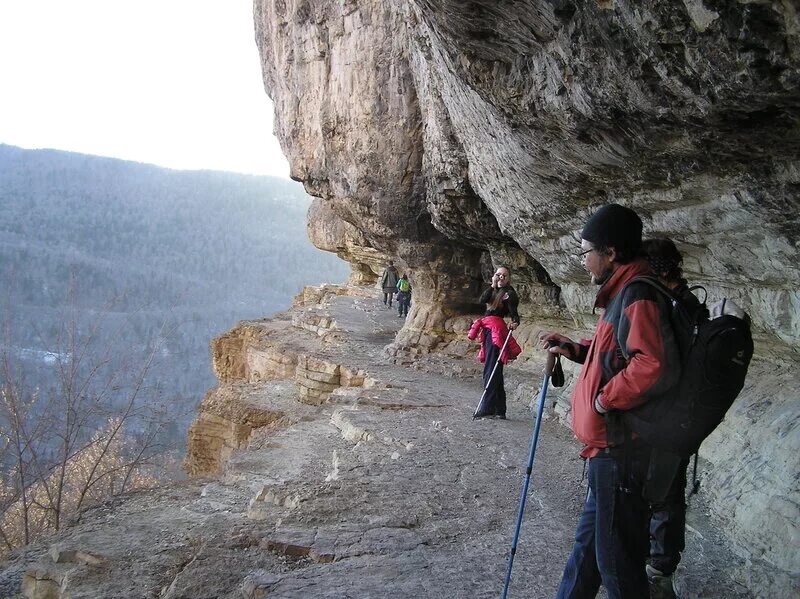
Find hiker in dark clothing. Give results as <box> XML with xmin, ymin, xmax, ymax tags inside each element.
<box><xmin>642</xmin><ymin>238</ymin><xmax>698</xmax><ymax>599</ymax></box>
<box><xmin>379</xmin><ymin>261</ymin><xmax>399</xmax><ymax>308</ymax></box>
<box><xmin>472</xmin><ymin>266</ymin><xmax>520</xmax><ymax>419</ymax></box>
<box><xmin>539</xmin><ymin>205</ymin><xmax>681</xmax><ymax>599</ymax></box>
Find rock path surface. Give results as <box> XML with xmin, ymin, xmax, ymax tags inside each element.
<box><xmin>0</xmin><ymin>291</ymin><xmax>761</xmax><ymax>598</ymax></box>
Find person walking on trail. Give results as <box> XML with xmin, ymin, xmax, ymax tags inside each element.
<box><xmin>396</xmin><ymin>273</ymin><xmax>412</xmax><ymax>318</ymax></box>
<box><xmin>538</xmin><ymin>204</ymin><xmax>681</xmax><ymax>599</ymax></box>
<box><xmin>469</xmin><ymin>266</ymin><xmax>521</xmax><ymax>419</ymax></box>
<box><xmin>379</xmin><ymin>261</ymin><xmax>399</xmax><ymax>308</ymax></box>
<box><xmin>641</xmin><ymin>238</ymin><xmax>698</xmax><ymax>599</ymax></box>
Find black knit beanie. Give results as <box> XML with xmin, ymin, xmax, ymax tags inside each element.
<box><xmin>581</xmin><ymin>204</ymin><xmax>643</xmax><ymax>252</ymax></box>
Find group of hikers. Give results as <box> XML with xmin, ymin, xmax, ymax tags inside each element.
<box><xmin>379</xmin><ymin>260</ymin><xmax>412</xmax><ymax>317</ymax></box>
<box><xmin>374</xmin><ymin>203</ymin><xmax>746</xmax><ymax>599</ymax></box>
<box><xmin>470</xmin><ymin>204</ymin><xmax>724</xmax><ymax>599</ymax></box>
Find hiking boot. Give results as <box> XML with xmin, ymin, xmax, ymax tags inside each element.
<box><xmin>646</xmin><ymin>565</ymin><xmax>677</xmax><ymax>599</ymax></box>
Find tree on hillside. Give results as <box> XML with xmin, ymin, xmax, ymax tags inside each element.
<box><xmin>0</xmin><ymin>292</ymin><xmax>180</xmax><ymax>556</ymax></box>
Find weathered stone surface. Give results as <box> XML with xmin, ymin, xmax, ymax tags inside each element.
<box><xmin>21</xmin><ymin>567</ymin><xmax>62</xmax><ymax>599</ymax></box>
<box><xmin>48</xmin><ymin>545</ymin><xmax>104</xmax><ymax>567</ymax></box>
<box><xmin>253</xmin><ymin>0</ymin><xmax>800</xmax><ymax>591</ymax></box>
<box><xmin>0</xmin><ymin>294</ymin><xmax>792</xmax><ymax>597</ymax></box>
<box><xmin>241</xmin><ymin>569</ymin><xmax>281</xmax><ymax>599</ymax></box>
<box><xmin>183</xmin><ymin>381</ymin><xmax>305</xmax><ymax>476</ymax></box>
<box><xmin>255</xmin><ymin>0</ymin><xmax>800</xmax><ymax>344</ymax></box>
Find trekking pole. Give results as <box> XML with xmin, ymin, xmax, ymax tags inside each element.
<box><xmin>501</xmin><ymin>350</ymin><xmax>557</xmax><ymax>598</ymax></box>
<box><xmin>472</xmin><ymin>329</ymin><xmax>514</xmax><ymax>419</ymax></box>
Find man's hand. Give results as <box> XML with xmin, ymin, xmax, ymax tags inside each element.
<box><xmin>509</xmin><ymin>322</ymin><xmax>518</xmax><ymax>331</ymax></box>
<box><xmin>491</xmin><ymin>273</ymin><xmax>499</xmax><ymax>288</ymax></box>
<box><xmin>537</xmin><ymin>331</ymin><xmax>576</xmax><ymax>358</ymax></box>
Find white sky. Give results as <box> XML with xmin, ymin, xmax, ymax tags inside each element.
<box><xmin>0</xmin><ymin>0</ymin><xmax>291</xmax><ymax>178</ymax></box>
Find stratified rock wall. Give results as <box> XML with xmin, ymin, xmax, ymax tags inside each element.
<box><xmin>254</xmin><ymin>0</ymin><xmax>799</xmax><ymax>586</ymax></box>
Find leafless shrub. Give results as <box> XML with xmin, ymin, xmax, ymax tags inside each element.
<box><xmin>0</xmin><ymin>288</ymin><xmax>180</xmax><ymax>557</ymax></box>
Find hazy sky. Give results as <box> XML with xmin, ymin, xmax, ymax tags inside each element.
<box><xmin>0</xmin><ymin>1</ymin><xmax>291</xmax><ymax>177</ymax></box>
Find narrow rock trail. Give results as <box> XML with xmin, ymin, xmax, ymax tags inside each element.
<box><xmin>1</xmin><ymin>290</ymin><xmax>755</xmax><ymax>598</ymax></box>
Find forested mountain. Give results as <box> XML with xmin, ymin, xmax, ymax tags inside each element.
<box><xmin>0</xmin><ymin>144</ymin><xmax>349</xmax><ymax>443</ymax></box>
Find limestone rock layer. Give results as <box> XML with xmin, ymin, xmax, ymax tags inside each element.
<box><xmin>256</xmin><ymin>0</ymin><xmax>799</xmax><ymax>345</ymax></box>
<box><xmin>253</xmin><ymin>0</ymin><xmax>799</xmax><ymax>591</ymax></box>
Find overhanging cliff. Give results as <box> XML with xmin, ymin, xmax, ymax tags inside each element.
<box><xmin>254</xmin><ymin>0</ymin><xmax>800</xmax><ymax>587</ymax></box>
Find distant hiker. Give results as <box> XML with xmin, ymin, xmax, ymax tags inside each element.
<box><xmin>469</xmin><ymin>266</ymin><xmax>521</xmax><ymax>419</ymax></box>
<box><xmin>538</xmin><ymin>204</ymin><xmax>681</xmax><ymax>599</ymax></box>
<box><xmin>379</xmin><ymin>261</ymin><xmax>399</xmax><ymax>308</ymax></box>
<box><xmin>396</xmin><ymin>273</ymin><xmax>412</xmax><ymax>318</ymax></box>
<box><xmin>641</xmin><ymin>238</ymin><xmax>697</xmax><ymax>599</ymax></box>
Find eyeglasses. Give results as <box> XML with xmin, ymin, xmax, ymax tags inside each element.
<box><xmin>577</xmin><ymin>248</ymin><xmax>595</xmax><ymax>258</ymax></box>
<box><xmin>495</xmin><ymin>273</ymin><xmax>508</xmax><ymax>278</ymax></box>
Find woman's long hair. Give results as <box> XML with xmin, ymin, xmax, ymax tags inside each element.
<box><xmin>488</xmin><ymin>266</ymin><xmax>510</xmax><ymax>311</ymax></box>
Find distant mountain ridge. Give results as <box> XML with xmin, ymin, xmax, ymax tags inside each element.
<box><xmin>0</xmin><ymin>143</ymin><xmax>349</xmax><ymax>436</ymax></box>
<box><xmin>0</xmin><ymin>144</ymin><xmax>326</xmax><ymax>306</ymax></box>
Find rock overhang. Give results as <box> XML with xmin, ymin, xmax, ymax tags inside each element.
<box><xmin>255</xmin><ymin>0</ymin><xmax>800</xmax><ymax>346</ymax></box>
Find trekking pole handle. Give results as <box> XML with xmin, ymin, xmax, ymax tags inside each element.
<box><xmin>545</xmin><ymin>348</ymin><xmax>557</xmax><ymax>376</ymax></box>
<box><xmin>543</xmin><ymin>339</ymin><xmax>572</xmax><ymax>377</ymax></box>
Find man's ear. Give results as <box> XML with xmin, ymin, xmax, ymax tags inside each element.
<box><xmin>606</xmin><ymin>246</ymin><xmax>618</xmax><ymax>263</ymax></box>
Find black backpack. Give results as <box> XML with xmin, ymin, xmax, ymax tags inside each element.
<box><xmin>620</xmin><ymin>277</ymin><xmax>754</xmax><ymax>458</ymax></box>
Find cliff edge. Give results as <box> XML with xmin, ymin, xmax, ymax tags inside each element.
<box><xmin>1</xmin><ymin>287</ymin><xmax>782</xmax><ymax>598</ymax></box>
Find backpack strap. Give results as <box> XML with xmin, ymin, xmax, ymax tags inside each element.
<box><xmin>621</xmin><ymin>276</ymin><xmax>704</xmax><ymax>346</ymax></box>
<box><xmin>616</xmin><ymin>276</ymin><xmax>680</xmax><ymax>360</ymax></box>
<box><xmin>621</xmin><ymin>275</ymin><xmax>680</xmax><ymax>305</ymax></box>
<box><xmin>687</xmin><ymin>284</ymin><xmax>708</xmax><ymax>304</ymax></box>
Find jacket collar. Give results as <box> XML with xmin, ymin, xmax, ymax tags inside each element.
<box><xmin>594</xmin><ymin>258</ymin><xmax>652</xmax><ymax>310</ymax></box>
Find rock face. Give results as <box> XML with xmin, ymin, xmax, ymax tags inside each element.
<box><xmin>254</xmin><ymin>0</ymin><xmax>800</xmax><ymax>590</ymax></box>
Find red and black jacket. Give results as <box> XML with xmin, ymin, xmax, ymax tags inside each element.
<box><xmin>569</xmin><ymin>259</ymin><xmax>681</xmax><ymax>458</ymax></box>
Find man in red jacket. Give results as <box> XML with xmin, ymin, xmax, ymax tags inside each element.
<box><xmin>539</xmin><ymin>204</ymin><xmax>680</xmax><ymax>599</ymax></box>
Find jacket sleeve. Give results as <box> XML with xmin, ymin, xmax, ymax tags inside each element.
<box><xmin>478</xmin><ymin>286</ymin><xmax>493</xmax><ymax>305</ymax></box>
<box><xmin>569</xmin><ymin>340</ymin><xmax>590</xmax><ymax>364</ymax></box>
<box><xmin>467</xmin><ymin>318</ymin><xmax>483</xmax><ymax>340</ymax></box>
<box><xmin>597</xmin><ymin>291</ymin><xmax>680</xmax><ymax>412</ymax></box>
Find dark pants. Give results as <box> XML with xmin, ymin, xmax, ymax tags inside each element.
<box><xmin>556</xmin><ymin>450</ymin><xmax>651</xmax><ymax>599</ymax></box>
<box><xmin>475</xmin><ymin>327</ymin><xmax>506</xmax><ymax>417</ymax></box>
<box><xmin>649</xmin><ymin>457</ymin><xmax>689</xmax><ymax>575</ymax></box>
<box><xmin>383</xmin><ymin>291</ymin><xmax>393</xmax><ymax>306</ymax></box>
<box><xmin>397</xmin><ymin>292</ymin><xmax>411</xmax><ymax>316</ymax></box>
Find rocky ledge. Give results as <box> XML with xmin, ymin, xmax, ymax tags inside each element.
<box><xmin>1</xmin><ymin>286</ymin><xmax>793</xmax><ymax>598</ymax></box>
<box><xmin>253</xmin><ymin>1</ymin><xmax>800</xmax><ymax>590</ymax></box>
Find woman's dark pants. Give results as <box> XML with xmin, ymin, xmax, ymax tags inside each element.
<box><xmin>476</xmin><ymin>327</ymin><xmax>506</xmax><ymax>417</ymax></box>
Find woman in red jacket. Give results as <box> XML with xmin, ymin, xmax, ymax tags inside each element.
<box><xmin>470</xmin><ymin>266</ymin><xmax>521</xmax><ymax>419</ymax></box>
